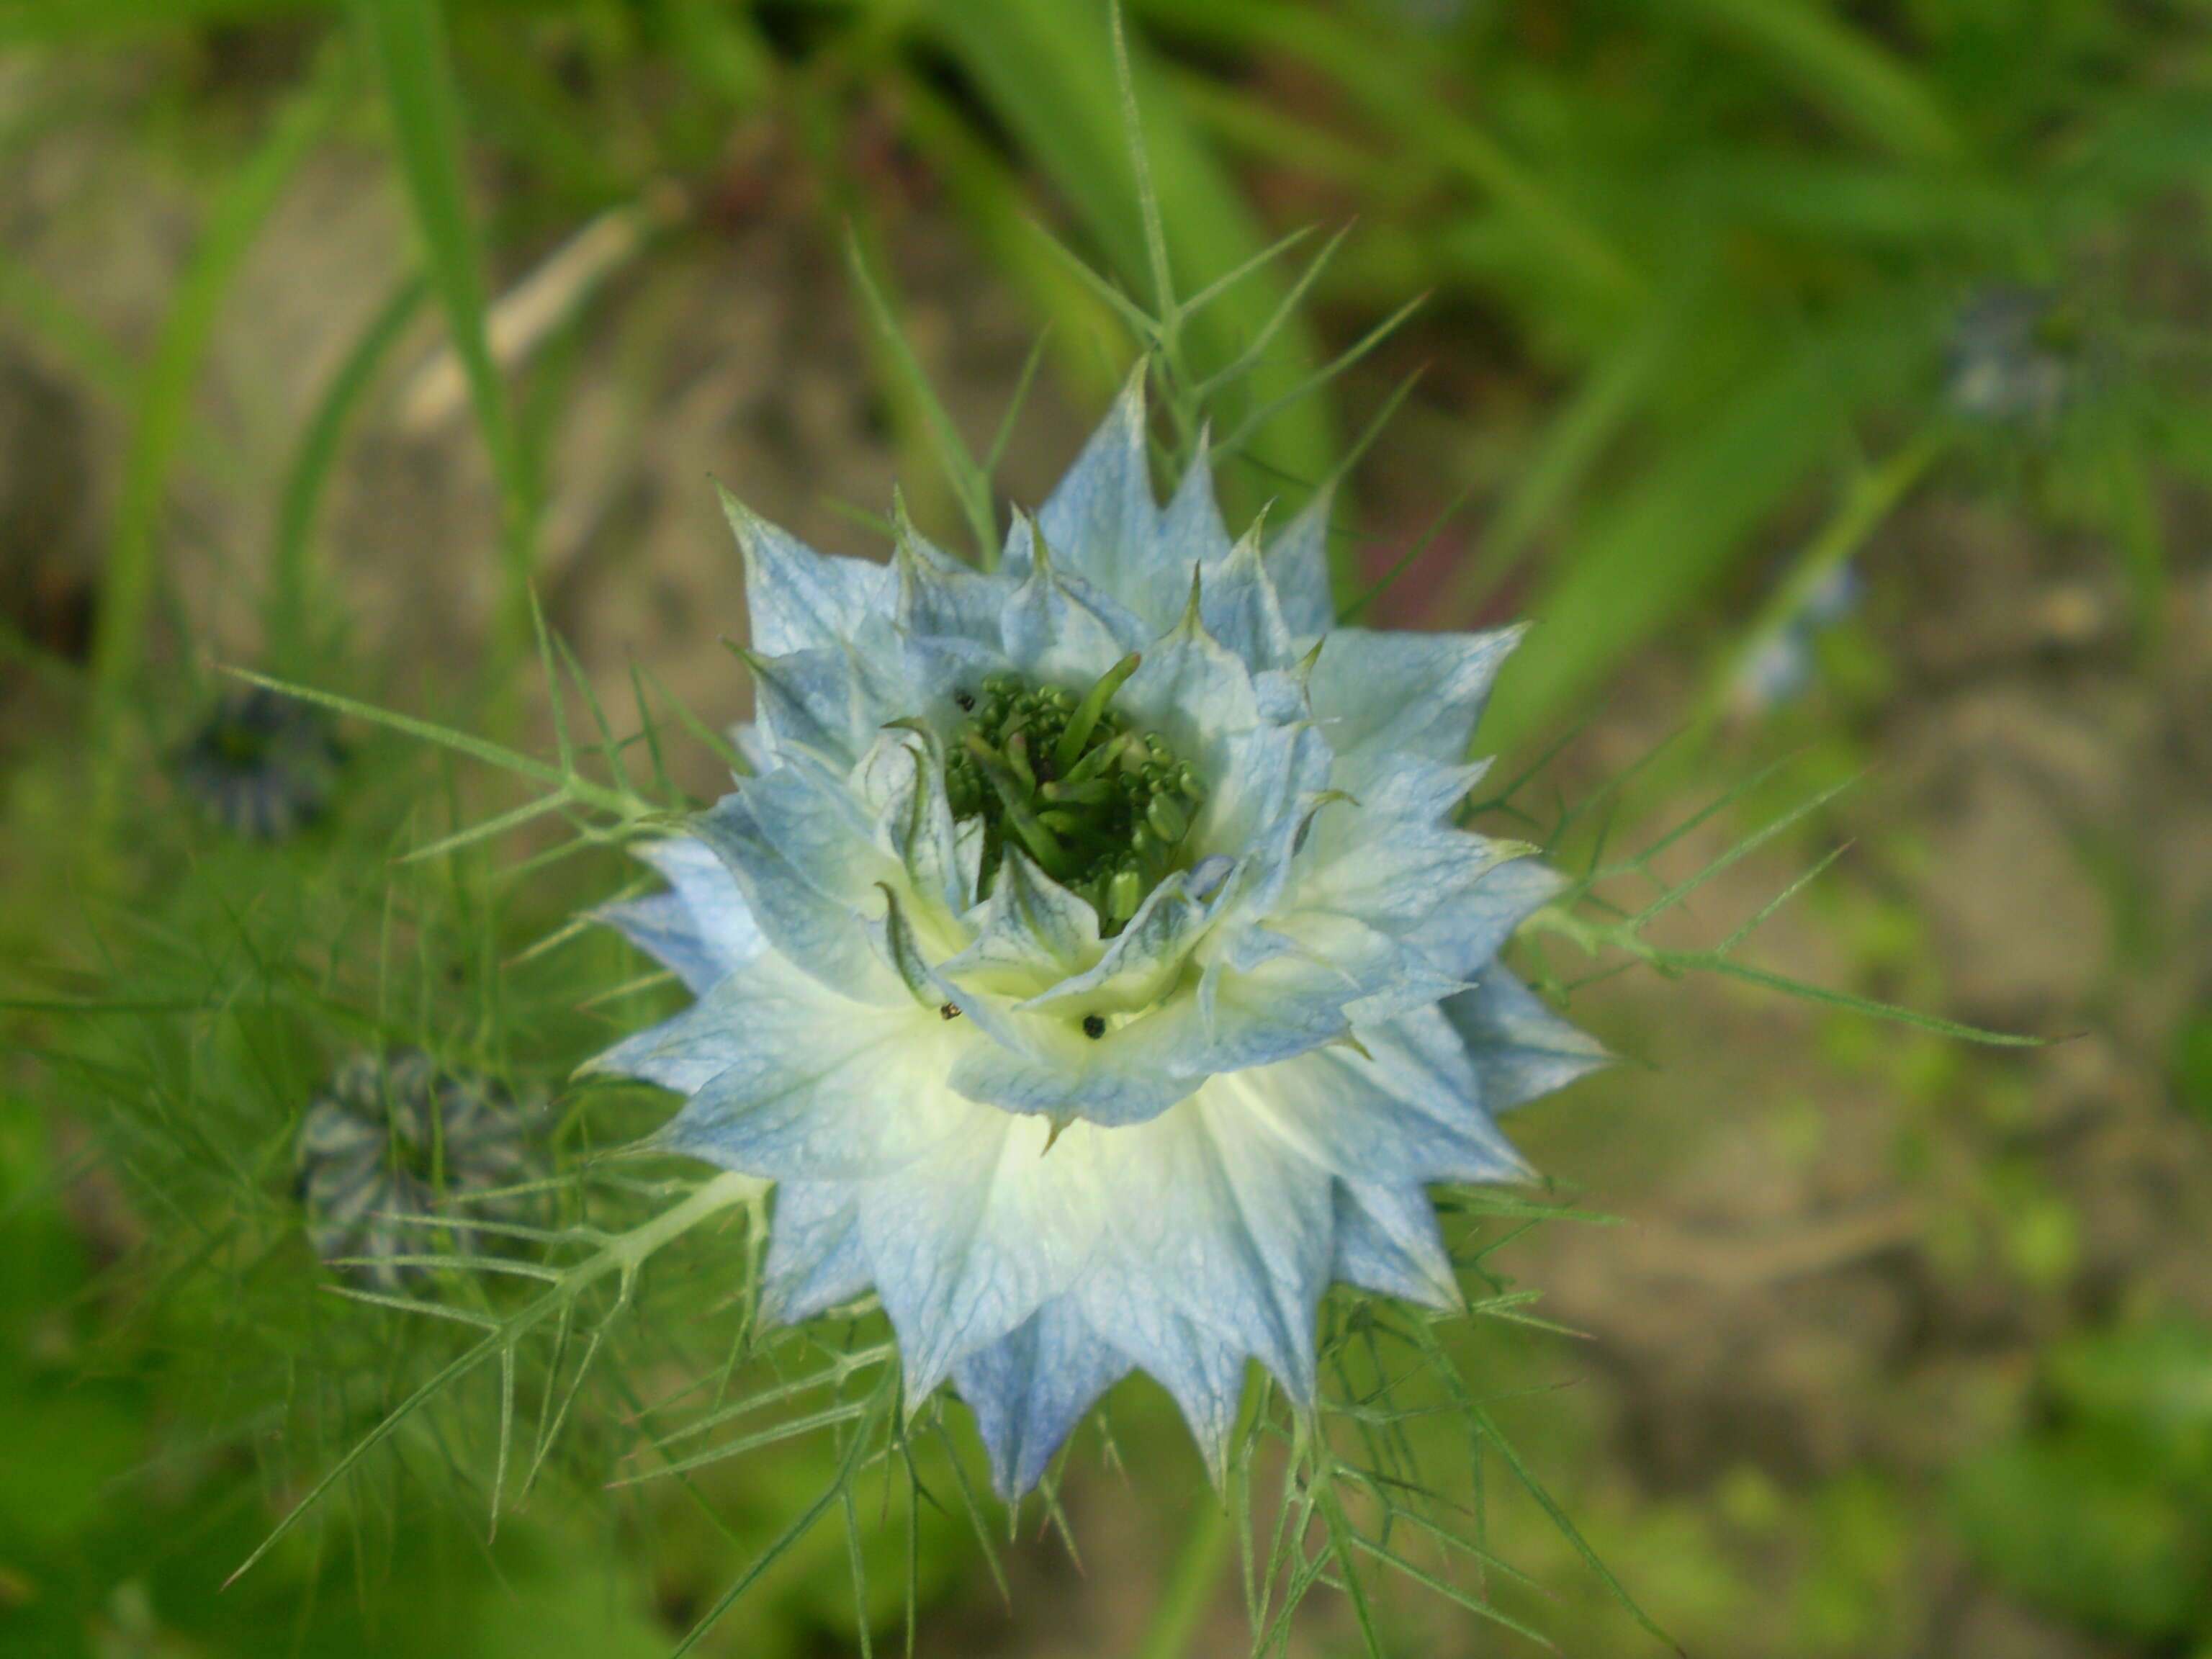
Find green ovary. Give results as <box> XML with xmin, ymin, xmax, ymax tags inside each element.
<box><xmin>938</xmin><ymin>655</ymin><xmax>1204</xmax><ymax>932</ymax></box>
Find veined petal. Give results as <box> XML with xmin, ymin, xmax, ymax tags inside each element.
<box><xmin>859</xmin><ymin>1108</ymin><xmax>1110</xmax><ymax>1404</ymax></box>
<box><xmin>636</xmin><ymin>952</ymin><xmax>978</xmax><ymax>1181</ymax></box>
<box><xmin>1442</xmin><ymin>966</ymin><xmax>1614</xmax><ymax>1110</ymax></box>
<box><xmin>1087</xmin><ymin>1096</ymin><xmax>1333</xmax><ymax>1405</ymax></box>
<box><xmin>1015</xmin><ymin>868</ymin><xmax>1213</xmax><ymax>1015</ymax></box>
<box><xmin>895</xmin><ymin>531</ymin><xmax>1009</xmax><ymax>645</ymax></box>
<box><xmin>1069</xmin><ymin>1255</ymin><xmax>1247</xmax><ymax>1484</ymax></box>
<box><xmin>940</xmin><ymin>851</ymin><xmax>1101</xmax><ymax>997</ymax></box>
<box><xmin>1218</xmin><ymin>1021</ymin><xmax>1520</xmax><ymax>1191</ymax></box>
<box><xmin>1158</xmin><ymin>433</ymin><xmax>1235</xmax><ymax>576</ymax></box>
<box><xmin>1403</xmin><ymin>856</ymin><xmax>1566</xmax><ymax>984</ymax></box>
<box><xmin>1198</xmin><ymin>524</ymin><xmax>1294</xmax><ymax>672</ymax></box>
<box><xmin>953</xmin><ymin>1297</ymin><xmax>1130</xmax><ymax>1498</ymax></box>
<box><xmin>693</xmin><ymin>783</ymin><xmax>905</xmax><ymax>1001</ymax></box>
<box><xmin>1308</xmin><ymin>624</ymin><xmax>1524</xmax><ymax>765</ymax></box>
<box><xmin>1265</xmin><ymin>486</ymin><xmax>1336</xmax><ymax>636</ymax></box>
<box><xmin>1030</xmin><ymin>369</ymin><xmax>1176</xmax><ymax>622</ymax></box>
<box><xmin>721</xmin><ymin>485</ymin><xmax>893</xmax><ymax>656</ymax></box>
<box><xmin>1329</xmin><ymin>1179</ymin><xmax>1460</xmax><ymax>1309</ymax></box>
<box><xmin>599</xmin><ymin>836</ymin><xmax>765</xmax><ymax>994</ymax></box>
<box><xmin>999</xmin><ymin>541</ymin><xmax>1149</xmax><ymax>681</ymax></box>
<box><xmin>761</xmin><ymin>1179</ymin><xmax>874</xmax><ymax>1322</ymax></box>
<box><xmin>1118</xmin><ymin>593</ymin><xmax>1260</xmax><ymax>759</ymax></box>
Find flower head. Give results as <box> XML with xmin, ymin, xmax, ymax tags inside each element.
<box><xmin>1946</xmin><ymin>286</ymin><xmax>2077</xmax><ymax>428</ymax></box>
<box><xmin>178</xmin><ymin>685</ymin><xmax>343</xmax><ymax>840</ymax></box>
<box><xmin>595</xmin><ymin>379</ymin><xmax>1606</xmax><ymax>1495</ymax></box>
<box><xmin>297</xmin><ymin>1048</ymin><xmax>541</xmax><ymax>1287</ymax></box>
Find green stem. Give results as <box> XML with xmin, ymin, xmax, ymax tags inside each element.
<box><xmin>89</xmin><ymin>45</ymin><xmax>350</xmax><ymax>836</ymax></box>
<box><xmin>1132</xmin><ymin>1498</ymin><xmax>1232</xmax><ymax>1659</ymax></box>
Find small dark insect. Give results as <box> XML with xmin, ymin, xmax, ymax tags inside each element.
<box><xmin>953</xmin><ymin>688</ymin><xmax>976</xmax><ymax>712</ymax></box>
<box><xmin>1082</xmin><ymin>1014</ymin><xmax>1107</xmax><ymax>1039</ymax></box>
<box><xmin>940</xmin><ymin>1002</ymin><xmax>963</xmax><ymax>1021</ymax></box>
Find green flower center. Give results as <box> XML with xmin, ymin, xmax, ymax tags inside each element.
<box><xmin>941</xmin><ymin>655</ymin><xmax>1205</xmax><ymax>932</ymax></box>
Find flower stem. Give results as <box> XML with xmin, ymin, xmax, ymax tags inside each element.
<box><xmin>1132</xmin><ymin>1498</ymin><xmax>1232</xmax><ymax>1659</ymax></box>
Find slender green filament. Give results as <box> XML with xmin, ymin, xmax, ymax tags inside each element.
<box><xmin>940</xmin><ymin>657</ymin><xmax>1205</xmax><ymax>932</ymax></box>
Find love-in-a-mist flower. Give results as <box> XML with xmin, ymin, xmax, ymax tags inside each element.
<box><xmin>297</xmin><ymin>1049</ymin><xmax>541</xmax><ymax>1288</ymax></box>
<box><xmin>594</xmin><ymin>379</ymin><xmax>1606</xmax><ymax>1496</ymax></box>
<box><xmin>178</xmin><ymin>685</ymin><xmax>344</xmax><ymax>840</ymax></box>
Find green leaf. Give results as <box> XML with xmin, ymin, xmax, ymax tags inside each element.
<box><xmin>349</xmin><ymin>0</ymin><xmax>537</xmax><ymax>662</ymax></box>
<box><xmin>88</xmin><ymin>43</ymin><xmax>350</xmax><ymax>822</ymax></box>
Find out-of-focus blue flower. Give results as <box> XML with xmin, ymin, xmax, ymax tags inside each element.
<box><xmin>593</xmin><ymin>378</ymin><xmax>1607</xmax><ymax>1496</ymax></box>
<box><xmin>297</xmin><ymin>1049</ymin><xmax>540</xmax><ymax>1288</ymax></box>
<box><xmin>1730</xmin><ymin>560</ymin><xmax>1863</xmax><ymax>719</ymax></box>
<box><xmin>1946</xmin><ymin>287</ymin><xmax>2077</xmax><ymax>428</ymax></box>
<box><xmin>176</xmin><ymin>685</ymin><xmax>343</xmax><ymax>840</ymax></box>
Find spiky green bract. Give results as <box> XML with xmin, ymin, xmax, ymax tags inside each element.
<box><xmin>593</xmin><ymin>377</ymin><xmax>1606</xmax><ymax>1499</ymax></box>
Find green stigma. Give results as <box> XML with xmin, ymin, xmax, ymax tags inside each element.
<box><xmin>940</xmin><ymin>655</ymin><xmax>1204</xmax><ymax>932</ymax></box>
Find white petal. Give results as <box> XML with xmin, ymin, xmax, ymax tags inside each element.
<box><xmin>634</xmin><ymin>952</ymin><xmax>978</xmax><ymax>1180</ymax></box>
<box><xmin>952</xmin><ymin>1296</ymin><xmax>1129</xmax><ymax>1497</ymax></box>
<box><xmin>1329</xmin><ymin>1179</ymin><xmax>1459</xmax><ymax>1308</ymax></box>
<box><xmin>722</xmin><ymin>485</ymin><xmax>894</xmax><ymax>657</ymax></box>
<box><xmin>1031</xmin><ymin>369</ymin><xmax>1184</xmax><ymax>625</ymax></box>
<box><xmin>598</xmin><ymin>836</ymin><xmax>765</xmax><ymax>994</ymax></box>
<box><xmin>761</xmin><ymin>1179</ymin><xmax>874</xmax><ymax>1321</ymax></box>
<box><xmin>1308</xmin><ymin>624</ymin><xmax>1524</xmax><ymax>766</ymax></box>
<box><xmin>1198</xmin><ymin>525</ymin><xmax>1293</xmax><ymax>671</ymax></box>
<box><xmin>1264</xmin><ymin>486</ymin><xmax>1336</xmax><ymax>634</ymax></box>
<box><xmin>1442</xmin><ymin>966</ymin><xmax>1613</xmax><ymax>1111</ymax></box>
<box><xmin>859</xmin><ymin>1108</ymin><xmax>1109</xmax><ymax>1404</ymax></box>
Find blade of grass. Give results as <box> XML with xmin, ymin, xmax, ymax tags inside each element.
<box><xmin>349</xmin><ymin>0</ymin><xmax>537</xmax><ymax>672</ymax></box>
<box><xmin>87</xmin><ymin>42</ymin><xmax>350</xmax><ymax>830</ymax></box>
<box><xmin>268</xmin><ymin>275</ymin><xmax>426</xmax><ymax>675</ymax></box>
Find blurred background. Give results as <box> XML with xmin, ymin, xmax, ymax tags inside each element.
<box><xmin>4</xmin><ymin>0</ymin><xmax>2211</xmax><ymax>1655</ymax></box>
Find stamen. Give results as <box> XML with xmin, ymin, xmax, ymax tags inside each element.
<box><xmin>1055</xmin><ymin>653</ymin><xmax>1142</xmax><ymax>774</ymax></box>
<box><xmin>936</xmin><ymin>666</ymin><xmax>1205</xmax><ymax>932</ymax></box>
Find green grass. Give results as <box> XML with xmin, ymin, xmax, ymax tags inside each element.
<box><xmin>2</xmin><ymin>1</ymin><xmax>2208</xmax><ymax>1655</ymax></box>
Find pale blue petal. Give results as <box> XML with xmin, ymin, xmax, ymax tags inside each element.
<box><xmin>1302</xmin><ymin>813</ymin><xmax>1524</xmax><ymax>945</ymax></box>
<box><xmin>761</xmin><ymin>1179</ymin><xmax>874</xmax><ymax>1321</ymax></box>
<box><xmin>1086</xmin><ymin>1097</ymin><xmax>1333</xmax><ymax>1405</ymax></box>
<box><xmin>952</xmin><ymin>1297</ymin><xmax>1129</xmax><ymax>1497</ymax></box>
<box><xmin>1071</xmin><ymin>1255</ymin><xmax>1247</xmax><ymax>1483</ymax></box>
<box><xmin>1198</xmin><ymin>526</ymin><xmax>1293</xmax><ymax>671</ymax></box>
<box><xmin>1442</xmin><ymin>966</ymin><xmax>1613</xmax><ymax>1110</ymax></box>
<box><xmin>1195</xmin><ymin>722</ymin><xmax>1333</xmax><ymax>856</ymax></box>
<box><xmin>999</xmin><ymin>547</ymin><xmax>1148</xmax><ymax>683</ymax></box>
<box><xmin>1226</xmin><ymin>1022</ymin><xmax>1516</xmax><ymax>1190</ymax></box>
<box><xmin>1338</xmin><ymin>1005</ymin><xmax>1532</xmax><ymax>1182</ymax></box>
<box><xmin>692</xmin><ymin>783</ymin><xmax>904</xmax><ymax>1001</ymax></box>
<box><xmin>745</xmin><ymin>647</ymin><xmax>868</xmax><ymax>764</ymax></box>
<box><xmin>1265</xmin><ymin>487</ymin><xmax>1336</xmax><ymax>635</ymax></box>
<box><xmin>854</xmin><ymin>732</ymin><xmax>971</xmax><ymax>918</ymax></box>
<box><xmin>745</xmin><ymin>615</ymin><xmax>925</xmax><ymax>768</ymax></box>
<box><xmin>895</xmin><ymin>534</ymin><xmax>1010</xmax><ymax>645</ymax></box>
<box><xmin>1157</xmin><ymin>434</ymin><xmax>1235</xmax><ymax>573</ymax></box>
<box><xmin>587</xmin><ymin>1013</ymin><xmax>728</xmax><ymax>1095</ymax></box>
<box><xmin>1403</xmin><ymin>856</ymin><xmax>1565</xmax><ymax>984</ymax></box>
<box><xmin>639</xmin><ymin>953</ymin><xmax>977</xmax><ymax>1180</ymax></box>
<box><xmin>1308</xmin><ymin>624</ymin><xmax>1524</xmax><ymax>765</ymax></box>
<box><xmin>721</xmin><ymin>485</ymin><xmax>894</xmax><ymax>656</ymax></box>
<box><xmin>1329</xmin><ymin>1179</ymin><xmax>1458</xmax><ymax>1308</ymax></box>
<box><xmin>598</xmin><ymin>835</ymin><xmax>765</xmax><ymax>994</ymax></box>
<box><xmin>939</xmin><ymin>851</ymin><xmax>1100</xmax><ymax>996</ymax></box>
<box><xmin>858</xmin><ymin>1108</ymin><xmax>1107</xmax><ymax>1403</ymax></box>
<box><xmin>1034</xmin><ymin>370</ymin><xmax>1171</xmax><ymax>619</ymax></box>
<box><xmin>1015</xmin><ymin>870</ymin><xmax>1213</xmax><ymax>1015</ymax></box>
<box><xmin>945</xmin><ymin>1017</ymin><xmax>1201</xmax><ymax>1127</ymax></box>
<box><xmin>1117</xmin><ymin>600</ymin><xmax>1259</xmax><ymax>758</ymax></box>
